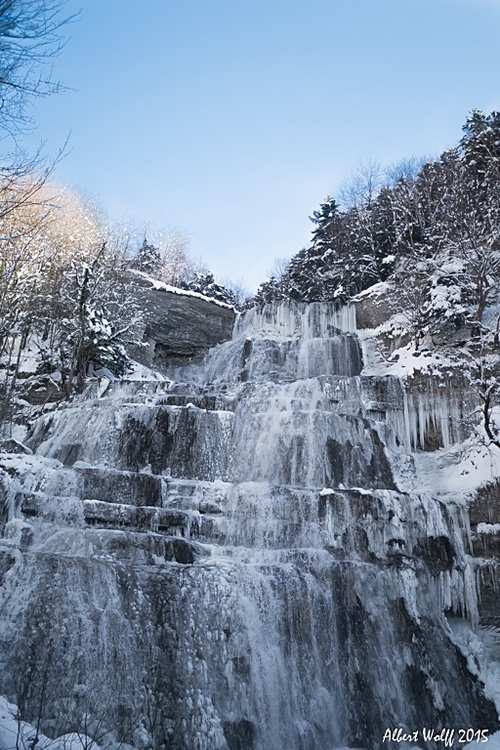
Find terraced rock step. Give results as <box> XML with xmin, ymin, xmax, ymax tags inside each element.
<box><xmin>76</xmin><ymin>465</ymin><xmax>163</xmax><ymax>505</ymax></box>
<box><xmin>83</xmin><ymin>499</ymin><xmax>197</xmax><ymax>537</ymax></box>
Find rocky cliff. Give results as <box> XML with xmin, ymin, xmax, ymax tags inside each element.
<box><xmin>122</xmin><ymin>271</ymin><xmax>236</xmax><ymax>368</ymax></box>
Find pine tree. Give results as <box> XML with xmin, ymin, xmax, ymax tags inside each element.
<box><xmin>179</xmin><ymin>272</ymin><xmax>237</xmax><ymax>306</ymax></box>
<box><xmin>309</xmin><ymin>196</ymin><xmax>338</xmax><ymax>249</ymax></box>
<box><xmin>134</xmin><ymin>238</ymin><xmax>162</xmax><ymax>276</ymax></box>
<box><xmin>252</xmin><ymin>276</ymin><xmax>287</xmax><ymax>306</ymax></box>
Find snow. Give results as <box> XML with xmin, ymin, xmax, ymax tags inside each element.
<box><xmin>124</xmin><ymin>360</ymin><xmax>167</xmax><ymax>381</ymax></box>
<box><xmin>477</xmin><ymin>523</ymin><xmax>500</xmax><ymax>535</ymax></box>
<box><xmin>448</xmin><ymin>622</ymin><xmax>500</xmax><ymax>746</ymax></box>
<box><xmin>128</xmin><ymin>269</ymin><xmax>236</xmax><ymax>309</ymax></box>
<box><xmin>0</xmin><ymin>695</ymin><xmax>110</xmax><ymax>750</ymax></box>
<box><xmin>0</xmin><ymin>452</ymin><xmax>63</xmax><ymax>475</ymax></box>
<box><xmin>353</xmin><ymin>279</ymin><xmax>390</xmax><ymax>301</ymax></box>
<box><xmin>72</xmin><ymin>460</ymin><xmax>94</xmax><ymax>470</ymax></box>
<box><xmin>410</xmin><ymin>433</ymin><xmax>500</xmax><ymax>495</ymax></box>
<box><xmin>360</xmin><ymin>334</ymin><xmax>448</xmax><ymax>379</ymax></box>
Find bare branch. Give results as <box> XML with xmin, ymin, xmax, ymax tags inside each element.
<box><xmin>0</xmin><ymin>0</ymin><xmax>75</xmax><ymax>145</ymax></box>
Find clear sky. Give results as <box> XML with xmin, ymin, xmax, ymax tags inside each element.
<box><xmin>21</xmin><ymin>0</ymin><xmax>500</xmax><ymax>291</ymax></box>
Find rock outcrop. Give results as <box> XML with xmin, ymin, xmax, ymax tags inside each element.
<box><xmin>122</xmin><ymin>271</ymin><xmax>236</xmax><ymax>368</ymax></box>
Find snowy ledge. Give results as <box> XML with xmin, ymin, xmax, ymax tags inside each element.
<box><xmin>127</xmin><ymin>269</ymin><xmax>236</xmax><ymax>310</ymax></box>
<box><xmin>476</xmin><ymin>523</ymin><xmax>500</xmax><ymax>535</ymax></box>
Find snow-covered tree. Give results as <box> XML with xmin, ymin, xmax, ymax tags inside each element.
<box><xmin>179</xmin><ymin>272</ymin><xmax>237</xmax><ymax>306</ymax></box>
<box><xmin>309</xmin><ymin>196</ymin><xmax>339</xmax><ymax>250</ymax></box>
<box><xmin>127</xmin><ymin>227</ymin><xmax>200</xmax><ymax>287</ymax></box>
<box><xmin>337</xmin><ymin>160</ymin><xmax>384</xmax><ymax>210</ymax></box>
<box><xmin>258</xmin><ymin>110</ymin><xmax>500</xmax><ymax>317</ymax></box>
<box><xmin>253</xmin><ymin>275</ymin><xmax>288</xmax><ymax>306</ymax></box>
<box><xmin>59</xmin><ymin>248</ymin><xmax>130</xmax><ymax>390</ymax></box>
<box><xmin>132</xmin><ymin>238</ymin><xmax>162</xmax><ymax>276</ymax></box>
<box><xmin>0</xmin><ymin>178</ymin><xmax>136</xmax><ymax>412</ymax></box>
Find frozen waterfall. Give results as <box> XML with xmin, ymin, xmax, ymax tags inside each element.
<box><xmin>0</xmin><ymin>300</ymin><xmax>498</xmax><ymax>750</ymax></box>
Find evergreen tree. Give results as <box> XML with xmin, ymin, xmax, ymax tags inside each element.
<box><xmin>134</xmin><ymin>238</ymin><xmax>162</xmax><ymax>276</ymax></box>
<box><xmin>253</xmin><ymin>276</ymin><xmax>287</xmax><ymax>306</ymax></box>
<box><xmin>179</xmin><ymin>272</ymin><xmax>237</xmax><ymax>306</ymax></box>
<box><xmin>309</xmin><ymin>196</ymin><xmax>338</xmax><ymax>249</ymax></box>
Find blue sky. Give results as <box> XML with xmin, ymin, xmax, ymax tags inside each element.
<box><xmin>23</xmin><ymin>0</ymin><xmax>500</xmax><ymax>291</ymax></box>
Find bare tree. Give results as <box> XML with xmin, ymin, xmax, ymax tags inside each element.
<box><xmin>219</xmin><ymin>275</ymin><xmax>252</xmax><ymax>308</ymax></box>
<box><xmin>266</xmin><ymin>256</ymin><xmax>291</xmax><ymax>282</ymax></box>
<box><xmin>385</xmin><ymin>155</ymin><xmax>431</xmax><ymax>188</ymax></box>
<box><xmin>0</xmin><ymin>0</ymin><xmax>74</xmax><ymax>145</ymax></box>
<box><xmin>337</xmin><ymin>159</ymin><xmax>384</xmax><ymax>209</ymax></box>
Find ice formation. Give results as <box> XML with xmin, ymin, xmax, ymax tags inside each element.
<box><xmin>0</xmin><ymin>299</ymin><xmax>499</xmax><ymax>750</ymax></box>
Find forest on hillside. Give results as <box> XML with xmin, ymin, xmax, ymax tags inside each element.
<box><xmin>256</xmin><ymin>108</ymin><xmax>500</xmax><ymax>335</ymax></box>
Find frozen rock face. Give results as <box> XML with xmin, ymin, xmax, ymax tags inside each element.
<box><xmin>0</xmin><ymin>300</ymin><xmax>498</xmax><ymax>750</ymax></box>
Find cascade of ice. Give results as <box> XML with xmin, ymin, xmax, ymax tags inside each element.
<box><xmin>399</xmin><ymin>376</ymin><xmax>470</xmax><ymax>453</ymax></box>
<box><xmin>181</xmin><ymin>300</ymin><xmax>362</xmax><ymax>385</ymax></box>
<box><xmin>0</xmin><ymin>300</ymin><xmax>497</xmax><ymax>750</ymax></box>
<box><xmin>233</xmin><ymin>300</ymin><xmax>357</xmax><ymax>339</ymax></box>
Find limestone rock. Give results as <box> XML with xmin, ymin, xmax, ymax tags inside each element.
<box><xmin>122</xmin><ymin>271</ymin><xmax>236</xmax><ymax>368</ymax></box>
